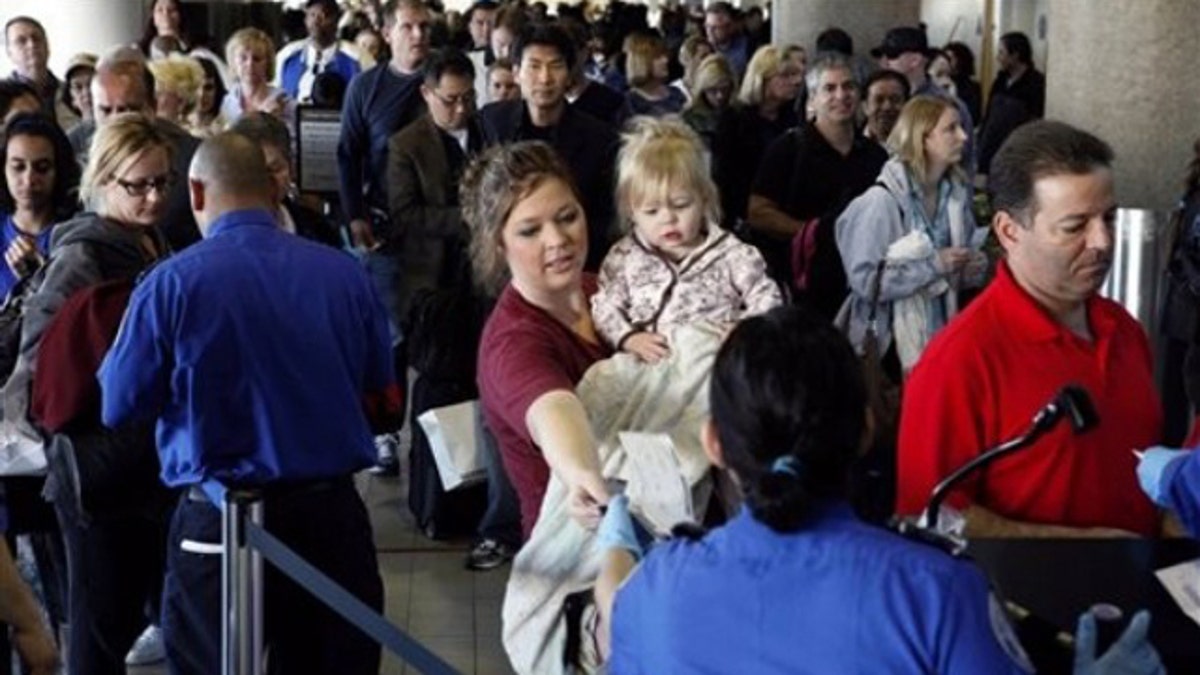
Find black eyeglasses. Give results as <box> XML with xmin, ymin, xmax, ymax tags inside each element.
<box><xmin>115</xmin><ymin>172</ymin><xmax>176</xmax><ymax>197</ymax></box>
<box><xmin>428</xmin><ymin>89</ymin><xmax>476</xmax><ymax>109</ymax></box>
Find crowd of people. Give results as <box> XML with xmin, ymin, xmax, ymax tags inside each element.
<box><xmin>0</xmin><ymin>0</ymin><xmax>1191</xmax><ymax>673</ymax></box>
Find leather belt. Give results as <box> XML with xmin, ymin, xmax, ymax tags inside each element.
<box><xmin>186</xmin><ymin>476</ymin><xmax>351</xmax><ymax>503</ymax></box>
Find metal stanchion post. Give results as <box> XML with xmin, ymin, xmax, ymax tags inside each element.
<box><xmin>249</xmin><ymin>500</ymin><xmax>264</xmax><ymax>675</ymax></box>
<box><xmin>223</xmin><ymin>489</ymin><xmax>264</xmax><ymax>675</ymax></box>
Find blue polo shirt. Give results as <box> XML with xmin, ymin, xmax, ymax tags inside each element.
<box><xmin>610</xmin><ymin>503</ymin><xmax>1031</xmax><ymax>674</ymax></box>
<box><xmin>98</xmin><ymin>208</ymin><xmax>393</xmax><ymax>487</ymax></box>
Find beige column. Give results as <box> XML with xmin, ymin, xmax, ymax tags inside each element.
<box><xmin>1047</xmin><ymin>0</ymin><xmax>1200</xmax><ymax>210</ymax></box>
<box><xmin>772</xmin><ymin>0</ymin><xmax>920</xmax><ymax>56</ymax></box>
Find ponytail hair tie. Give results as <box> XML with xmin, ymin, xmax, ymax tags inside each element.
<box><xmin>770</xmin><ymin>455</ymin><xmax>804</xmax><ymax>478</ymax></box>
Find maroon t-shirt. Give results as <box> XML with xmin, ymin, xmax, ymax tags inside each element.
<box><xmin>478</xmin><ymin>276</ymin><xmax>611</xmax><ymax>538</ymax></box>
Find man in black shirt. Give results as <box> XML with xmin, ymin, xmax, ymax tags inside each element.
<box><xmin>479</xmin><ymin>22</ymin><xmax>618</xmax><ymax>271</ymax></box>
<box><xmin>977</xmin><ymin>31</ymin><xmax>1046</xmax><ymax>174</ymax></box>
<box><xmin>748</xmin><ymin>53</ymin><xmax>887</xmax><ymax>319</ymax></box>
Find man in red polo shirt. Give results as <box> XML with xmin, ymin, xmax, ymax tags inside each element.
<box><xmin>897</xmin><ymin>120</ymin><xmax>1163</xmax><ymax>537</ymax></box>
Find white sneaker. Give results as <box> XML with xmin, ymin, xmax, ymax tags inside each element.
<box><xmin>125</xmin><ymin>624</ymin><xmax>166</xmax><ymax>665</ymax></box>
<box><xmin>369</xmin><ymin>432</ymin><xmax>400</xmax><ymax>476</ymax></box>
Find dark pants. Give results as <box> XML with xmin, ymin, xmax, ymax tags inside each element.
<box><xmin>477</xmin><ymin>422</ymin><xmax>521</xmax><ymax>548</ymax></box>
<box><xmin>55</xmin><ymin>503</ymin><xmax>166</xmax><ymax>675</ymax></box>
<box><xmin>364</xmin><ymin>248</ymin><xmax>405</xmax><ymax>344</ymax></box>
<box><xmin>162</xmin><ymin>478</ymin><xmax>383</xmax><ymax>675</ymax></box>
<box><xmin>366</xmin><ymin>248</ymin><xmax>408</xmax><ymax>436</ymax></box>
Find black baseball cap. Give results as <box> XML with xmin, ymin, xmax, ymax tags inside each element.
<box><xmin>871</xmin><ymin>27</ymin><xmax>933</xmax><ymax>60</ymax></box>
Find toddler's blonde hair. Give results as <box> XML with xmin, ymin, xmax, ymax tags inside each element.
<box><xmin>615</xmin><ymin>116</ymin><xmax>721</xmax><ymax>232</ymax></box>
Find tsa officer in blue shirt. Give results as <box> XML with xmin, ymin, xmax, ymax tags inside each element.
<box><xmin>594</xmin><ymin>306</ymin><xmax>1164</xmax><ymax>674</ymax></box>
<box><xmin>99</xmin><ymin>133</ymin><xmax>402</xmax><ymax>675</ymax></box>
<box><xmin>1138</xmin><ymin>446</ymin><xmax>1200</xmax><ymax>536</ymax></box>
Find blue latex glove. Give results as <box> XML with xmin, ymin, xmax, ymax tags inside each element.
<box><xmin>1136</xmin><ymin>446</ymin><xmax>1186</xmax><ymax>506</ymax></box>
<box><xmin>1073</xmin><ymin>610</ymin><xmax>1164</xmax><ymax>675</ymax></box>
<box><xmin>595</xmin><ymin>494</ymin><xmax>644</xmax><ymax>560</ymax></box>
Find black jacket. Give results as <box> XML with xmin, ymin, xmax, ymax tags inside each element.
<box><xmin>478</xmin><ymin>100</ymin><xmax>619</xmax><ymax>271</ymax></box>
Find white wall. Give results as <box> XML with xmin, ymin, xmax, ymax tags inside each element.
<box><xmin>920</xmin><ymin>0</ymin><xmax>984</xmax><ymax>74</ymax></box>
<box><xmin>2</xmin><ymin>0</ymin><xmax>147</xmax><ymax>77</ymax></box>
<box><xmin>994</xmin><ymin>0</ymin><xmax>1049</xmax><ymax>71</ymax></box>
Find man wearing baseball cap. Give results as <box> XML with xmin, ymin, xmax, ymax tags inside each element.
<box><xmin>874</xmin><ymin>26</ymin><xmax>976</xmax><ymax>177</ymax></box>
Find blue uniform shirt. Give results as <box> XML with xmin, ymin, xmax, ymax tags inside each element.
<box><xmin>1163</xmin><ymin>451</ymin><xmax>1200</xmax><ymax>537</ymax></box>
<box><xmin>98</xmin><ymin>208</ymin><xmax>394</xmax><ymax>487</ymax></box>
<box><xmin>610</xmin><ymin>503</ymin><xmax>1031</xmax><ymax>674</ymax></box>
<box><xmin>279</xmin><ymin>46</ymin><xmax>361</xmax><ymax>102</ymax></box>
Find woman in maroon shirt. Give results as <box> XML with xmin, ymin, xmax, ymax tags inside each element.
<box><xmin>464</xmin><ymin>141</ymin><xmax>613</xmax><ymax>539</ymax></box>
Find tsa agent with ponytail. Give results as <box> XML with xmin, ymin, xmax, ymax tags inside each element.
<box><xmin>598</xmin><ymin>306</ymin><xmax>1164</xmax><ymax>674</ymax></box>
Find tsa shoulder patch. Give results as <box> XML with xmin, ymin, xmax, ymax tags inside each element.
<box><xmin>988</xmin><ymin>593</ymin><xmax>1035</xmax><ymax>673</ymax></box>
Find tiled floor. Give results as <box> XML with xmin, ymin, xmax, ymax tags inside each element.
<box><xmin>362</xmin><ymin>471</ymin><xmax>514</xmax><ymax>675</ymax></box>
<box><xmin>129</xmin><ymin>469</ymin><xmax>514</xmax><ymax>675</ymax></box>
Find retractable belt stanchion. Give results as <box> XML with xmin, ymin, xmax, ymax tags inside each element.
<box><xmin>223</xmin><ymin>489</ymin><xmax>265</xmax><ymax>675</ymax></box>
<box><xmin>210</xmin><ymin>478</ymin><xmax>460</xmax><ymax>675</ymax></box>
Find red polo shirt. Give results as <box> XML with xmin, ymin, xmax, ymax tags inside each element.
<box><xmin>478</xmin><ymin>276</ymin><xmax>612</xmax><ymax>539</ymax></box>
<box><xmin>897</xmin><ymin>262</ymin><xmax>1162</xmax><ymax>535</ymax></box>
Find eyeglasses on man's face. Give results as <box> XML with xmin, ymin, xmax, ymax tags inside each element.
<box><xmin>428</xmin><ymin>88</ymin><xmax>476</xmax><ymax>109</ymax></box>
<box><xmin>115</xmin><ymin>172</ymin><xmax>176</xmax><ymax>197</ymax></box>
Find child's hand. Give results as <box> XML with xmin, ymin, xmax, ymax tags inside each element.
<box><xmin>623</xmin><ymin>332</ymin><xmax>670</xmax><ymax>363</ymax></box>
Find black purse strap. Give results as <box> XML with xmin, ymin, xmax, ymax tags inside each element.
<box><xmin>866</xmin><ymin>259</ymin><xmax>886</xmax><ymax>328</ymax></box>
<box><xmin>865</xmin><ymin>181</ymin><xmax>905</xmax><ymax>329</ymax></box>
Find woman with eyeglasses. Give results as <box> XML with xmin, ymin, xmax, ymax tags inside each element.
<box><xmin>3</xmin><ymin>113</ymin><xmax>175</xmax><ymax>675</ymax></box>
<box><xmin>0</xmin><ymin>113</ymin><xmax>80</xmax><ymax>298</ymax></box>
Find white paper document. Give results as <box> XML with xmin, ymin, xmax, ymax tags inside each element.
<box><xmin>618</xmin><ymin>432</ymin><xmax>694</xmax><ymax>536</ymax></box>
<box><xmin>1155</xmin><ymin>557</ymin><xmax>1200</xmax><ymax>627</ymax></box>
<box><xmin>417</xmin><ymin>401</ymin><xmax>486</xmax><ymax>490</ymax></box>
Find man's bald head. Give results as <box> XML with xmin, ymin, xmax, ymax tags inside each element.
<box><xmin>93</xmin><ymin>55</ymin><xmax>155</xmax><ymax>124</ymax></box>
<box><xmin>188</xmin><ymin>132</ymin><xmax>276</xmax><ymax>234</ymax></box>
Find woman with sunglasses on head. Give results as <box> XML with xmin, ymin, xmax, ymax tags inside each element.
<box><xmin>0</xmin><ymin>113</ymin><xmax>80</xmax><ymax>298</ymax></box>
<box><xmin>2</xmin><ymin>113</ymin><xmax>175</xmax><ymax>675</ymax></box>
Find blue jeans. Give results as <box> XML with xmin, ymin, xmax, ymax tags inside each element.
<box><xmin>477</xmin><ymin>418</ymin><xmax>522</xmax><ymax>547</ymax></box>
<box><xmin>363</xmin><ymin>249</ymin><xmax>405</xmax><ymax>345</ymax></box>
<box><xmin>362</xmin><ymin>248</ymin><xmax>408</xmax><ymax>435</ymax></box>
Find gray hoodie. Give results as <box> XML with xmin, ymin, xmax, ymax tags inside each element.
<box><xmin>2</xmin><ymin>213</ymin><xmax>167</xmax><ymax>444</ymax></box>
